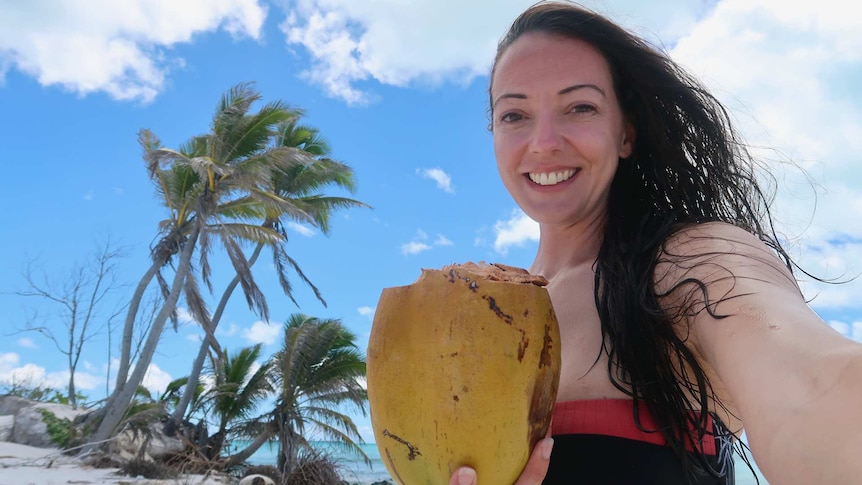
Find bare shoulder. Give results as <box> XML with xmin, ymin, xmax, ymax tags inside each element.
<box><xmin>654</xmin><ymin>221</ymin><xmax>798</xmax><ymax>300</ymax></box>
<box><xmin>652</xmin><ymin>221</ymin><xmax>833</xmax><ymax>360</ymax></box>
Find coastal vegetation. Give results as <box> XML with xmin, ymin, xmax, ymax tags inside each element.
<box><xmin>3</xmin><ymin>82</ymin><xmax>371</xmax><ymax>483</ymax></box>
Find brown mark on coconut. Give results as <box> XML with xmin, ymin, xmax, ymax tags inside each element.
<box><xmin>383</xmin><ymin>429</ymin><xmax>422</xmax><ymax>460</ymax></box>
<box><xmin>539</xmin><ymin>324</ymin><xmax>553</xmax><ymax>369</ymax></box>
<box><xmin>517</xmin><ymin>328</ymin><xmax>529</xmax><ymax>362</ymax></box>
<box><xmin>482</xmin><ymin>295</ymin><xmax>513</xmax><ymax>325</ymax></box>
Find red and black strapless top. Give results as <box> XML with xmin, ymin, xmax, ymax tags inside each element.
<box><xmin>544</xmin><ymin>399</ymin><xmax>737</xmax><ymax>484</ymax></box>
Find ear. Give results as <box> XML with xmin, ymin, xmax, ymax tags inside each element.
<box><xmin>620</xmin><ymin>120</ymin><xmax>635</xmax><ymax>159</ymax></box>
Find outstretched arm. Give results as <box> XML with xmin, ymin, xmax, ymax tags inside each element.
<box><xmin>657</xmin><ymin>222</ymin><xmax>862</xmax><ymax>485</ymax></box>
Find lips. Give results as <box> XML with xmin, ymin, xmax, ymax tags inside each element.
<box><xmin>528</xmin><ymin>169</ymin><xmax>578</xmax><ymax>186</ymax></box>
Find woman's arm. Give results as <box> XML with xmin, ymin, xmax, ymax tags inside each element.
<box><xmin>657</xmin><ymin>222</ymin><xmax>862</xmax><ymax>485</ymax></box>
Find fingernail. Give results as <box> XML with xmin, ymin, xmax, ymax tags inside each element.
<box><xmin>541</xmin><ymin>438</ymin><xmax>554</xmax><ymax>460</ymax></box>
<box><xmin>458</xmin><ymin>467</ymin><xmax>477</xmax><ymax>485</ymax></box>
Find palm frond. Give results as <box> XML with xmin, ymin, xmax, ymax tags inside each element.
<box><xmin>209</xmin><ymin>223</ymin><xmax>284</xmax><ymax>246</ymax></box>
<box><xmin>275</xmin><ymin>121</ymin><xmax>330</xmax><ymax>157</ymax></box>
<box><xmin>215</xmin><ymin>196</ymin><xmax>270</xmax><ymax>221</ymax></box>
<box><xmin>222</xmin><ymin>101</ymin><xmax>300</xmax><ymax>163</ymax></box>
<box><xmin>138</xmin><ymin>128</ymin><xmax>163</xmax><ymax>177</ymax></box>
<box><xmin>276</xmin><ymin>158</ymin><xmax>358</xmax><ymax>195</ymax></box>
<box><xmin>248</xmin><ymin>187</ymin><xmax>315</xmax><ymax>225</ymax></box>
<box><xmin>197</xmin><ymin>224</ymin><xmax>214</xmax><ymax>293</ymax></box>
<box><xmin>291</xmin><ymin>195</ymin><xmax>371</xmax><ymax>234</ymax></box>
<box><xmin>273</xmin><ymin>246</ymin><xmax>326</xmax><ymax>307</ymax></box>
<box><xmin>222</xmin><ymin>233</ymin><xmax>269</xmax><ymax>320</ymax></box>
<box><xmin>183</xmin><ymin>269</ymin><xmax>216</xmax><ymax>342</ymax></box>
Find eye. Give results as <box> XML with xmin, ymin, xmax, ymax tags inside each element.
<box><xmin>569</xmin><ymin>103</ymin><xmax>597</xmax><ymax>114</ymax></box>
<box><xmin>499</xmin><ymin>111</ymin><xmax>525</xmax><ymax>123</ymax></box>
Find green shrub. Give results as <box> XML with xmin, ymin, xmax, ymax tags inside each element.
<box><xmin>38</xmin><ymin>409</ymin><xmax>77</xmax><ymax>448</ymax></box>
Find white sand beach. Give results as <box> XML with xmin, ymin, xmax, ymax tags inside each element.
<box><xmin>0</xmin><ymin>441</ymin><xmax>233</xmax><ymax>485</ymax></box>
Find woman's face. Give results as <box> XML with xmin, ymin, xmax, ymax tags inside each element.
<box><xmin>491</xmin><ymin>33</ymin><xmax>634</xmax><ymax>228</ymax></box>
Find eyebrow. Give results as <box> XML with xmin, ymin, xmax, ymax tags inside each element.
<box><xmin>493</xmin><ymin>83</ymin><xmax>607</xmax><ymax>109</ymax></box>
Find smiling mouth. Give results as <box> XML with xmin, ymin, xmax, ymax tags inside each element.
<box><xmin>528</xmin><ymin>169</ymin><xmax>578</xmax><ymax>186</ymax></box>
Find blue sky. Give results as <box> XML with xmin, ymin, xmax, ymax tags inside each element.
<box><xmin>1</xmin><ymin>0</ymin><xmax>860</xmax><ymax>444</ymax></box>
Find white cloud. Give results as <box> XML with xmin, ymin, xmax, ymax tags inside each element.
<box><xmin>279</xmin><ymin>0</ymin><xmax>531</xmax><ymax>103</ymax></box>
<box><xmin>142</xmin><ymin>363</ymin><xmax>173</xmax><ymax>396</ymax></box>
<box><xmin>669</xmin><ymin>0</ymin><xmax>862</xmax><ymax>311</ymax></box>
<box><xmin>401</xmin><ymin>241</ymin><xmax>432</xmax><ymax>256</ymax></box>
<box><xmin>434</xmin><ymin>234</ymin><xmax>454</xmax><ymax>247</ymax></box>
<box><xmin>493</xmin><ymin>209</ymin><xmax>539</xmax><ymax>255</ymax></box>
<box><xmin>357</xmin><ymin>306</ymin><xmax>375</xmax><ymax>318</ymax></box>
<box><xmin>287</xmin><ymin>221</ymin><xmax>316</xmax><ymax>237</ymax></box>
<box><xmin>417</xmin><ymin>168</ymin><xmax>454</xmax><ymax>194</ymax></box>
<box><xmin>243</xmin><ymin>320</ymin><xmax>282</xmax><ymax>346</ymax></box>
<box><xmin>175</xmin><ymin>307</ymin><xmax>198</xmax><ymax>326</ymax></box>
<box><xmin>0</xmin><ymin>353</ymin><xmax>104</xmax><ymax>392</ymax></box>
<box><xmin>277</xmin><ymin>0</ymin><xmax>709</xmax><ymax>104</ymax></box>
<box><xmin>63</xmin><ymin>370</ymin><xmax>103</xmax><ymax>391</ymax></box>
<box><xmin>827</xmin><ymin>320</ymin><xmax>862</xmax><ymax>342</ymax></box>
<box><xmin>829</xmin><ymin>320</ymin><xmax>849</xmax><ymax>335</ymax></box>
<box><xmin>218</xmin><ymin>323</ymin><xmax>240</xmax><ymax>337</ymax></box>
<box><xmin>17</xmin><ymin>338</ymin><xmax>37</xmax><ymax>349</ymax></box>
<box><xmin>0</xmin><ymin>0</ymin><xmax>267</xmax><ymax>102</ymax></box>
<box><xmin>401</xmin><ymin>229</ymin><xmax>453</xmax><ymax>255</ymax></box>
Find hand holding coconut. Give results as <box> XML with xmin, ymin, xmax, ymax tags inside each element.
<box><xmin>448</xmin><ymin>432</ymin><xmax>553</xmax><ymax>485</ymax></box>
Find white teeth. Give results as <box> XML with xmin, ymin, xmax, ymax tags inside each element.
<box><xmin>529</xmin><ymin>169</ymin><xmax>576</xmax><ymax>186</ymax></box>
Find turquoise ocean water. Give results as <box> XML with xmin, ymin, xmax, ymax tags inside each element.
<box><xmin>242</xmin><ymin>440</ymin><xmax>393</xmax><ymax>484</ymax></box>
<box><xmin>242</xmin><ymin>441</ymin><xmax>768</xmax><ymax>484</ymax></box>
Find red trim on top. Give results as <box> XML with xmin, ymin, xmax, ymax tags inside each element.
<box><xmin>551</xmin><ymin>399</ymin><xmax>717</xmax><ymax>455</ymax></box>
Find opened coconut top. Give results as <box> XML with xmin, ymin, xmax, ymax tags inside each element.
<box><xmin>434</xmin><ymin>262</ymin><xmax>548</xmax><ymax>287</ymax></box>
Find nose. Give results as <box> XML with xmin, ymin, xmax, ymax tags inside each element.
<box><xmin>529</xmin><ymin>113</ymin><xmax>563</xmax><ymax>154</ymax></box>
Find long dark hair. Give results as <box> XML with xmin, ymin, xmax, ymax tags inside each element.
<box><xmin>490</xmin><ymin>1</ymin><xmax>794</xmax><ymax>481</ymax></box>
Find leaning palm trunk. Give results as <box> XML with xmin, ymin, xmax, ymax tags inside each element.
<box><xmin>169</xmin><ymin>242</ymin><xmax>266</xmax><ymax>427</ymax></box>
<box><xmin>99</xmin><ymin>260</ymin><xmax>162</xmax><ymax>416</ymax></box>
<box><xmin>223</xmin><ymin>424</ymin><xmax>275</xmax><ymax>468</ymax></box>
<box><xmin>85</xmin><ymin>225</ymin><xmax>201</xmax><ymax>451</ymax></box>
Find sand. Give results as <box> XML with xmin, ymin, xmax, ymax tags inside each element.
<box><xmin>0</xmin><ymin>441</ymin><xmax>233</xmax><ymax>485</ymax></box>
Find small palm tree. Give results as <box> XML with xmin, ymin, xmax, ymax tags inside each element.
<box><xmin>223</xmin><ymin>314</ymin><xmax>369</xmax><ymax>474</ymax></box>
<box><xmin>201</xmin><ymin>344</ymin><xmax>272</xmax><ymax>459</ymax></box>
<box><xmin>272</xmin><ymin>314</ymin><xmax>369</xmax><ymax>474</ymax></box>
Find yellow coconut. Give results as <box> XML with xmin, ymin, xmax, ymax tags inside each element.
<box><xmin>367</xmin><ymin>262</ymin><xmax>561</xmax><ymax>485</ymax></box>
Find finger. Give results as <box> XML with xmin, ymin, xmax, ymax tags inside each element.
<box><xmin>513</xmin><ymin>438</ymin><xmax>554</xmax><ymax>485</ymax></box>
<box><xmin>449</xmin><ymin>466</ymin><xmax>477</xmax><ymax>485</ymax></box>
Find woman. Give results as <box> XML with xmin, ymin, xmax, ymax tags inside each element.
<box><xmin>449</xmin><ymin>2</ymin><xmax>862</xmax><ymax>484</ymax></box>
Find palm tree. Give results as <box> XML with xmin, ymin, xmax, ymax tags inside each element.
<box><xmin>87</xmin><ymin>83</ymin><xmax>318</xmax><ymax>449</ymax></box>
<box><xmin>169</xmin><ymin>120</ymin><xmax>369</xmax><ymax>428</ymax></box>
<box><xmin>223</xmin><ymin>314</ymin><xmax>369</xmax><ymax>474</ymax></box>
<box><xmin>200</xmin><ymin>344</ymin><xmax>272</xmax><ymax>460</ymax></box>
